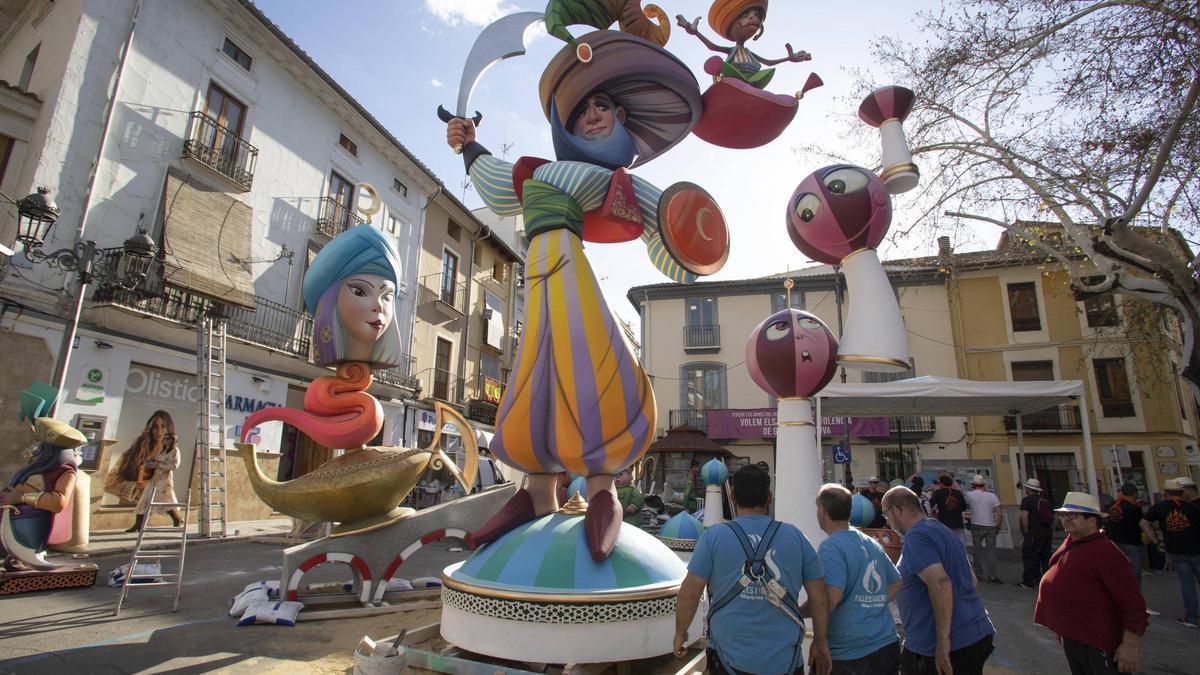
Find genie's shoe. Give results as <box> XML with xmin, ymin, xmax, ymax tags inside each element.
<box><xmin>465</xmin><ymin>488</ymin><xmax>536</xmax><ymax>549</ymax></box>
<box><xmin>584</xmin><ymin>490</ymin><xmax>622</xmax><ymax>562</ymax></box>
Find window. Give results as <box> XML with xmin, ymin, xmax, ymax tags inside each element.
<box><xmin>1007</xmin><ymin>282</ymin><xmax>1041</xmax><ymax>332</ymax></box>
<box><xmin>770</xmin><ymin>289</ymin><xmax>804</xmax><ymax>313</ymax></box>
<box><xmin>0</xmin><ymin>134</ymin><xmax>13</xmax><ymax>186</ymax></box>
<box><xmin>204</xmin><ymin>82</ymin><xmax>247</xmax><ymax>137</ymax></box>
<box><xmin>480</xmin><ymin>353</ymin><xmax>501</xmax><ymax>382</ymax></box>
<box><xmin>1011</xmin><ymin>360</ymin><xmax>1054</xmax><ymax>381</ymax></box>
<box><xmin>1084</xmin><ymin>293</ymin><xmax>1119</xmax><ymax>327</ymax></box>
<box><xmin>492</xmin><ymin>258</ymin><xmax>509</xmax><ymax>282</ymax></box>
<box><xmin>1093</xmin><ymin>357</ymin><xmax>1135</xmax><ymax>417</ymax></box>
<box><xmin>385</xmin><ymin>214</ymin><xmax>400</xmax><ymax>235</ymax></box>
<box><xmin>685</xmin><ymin>296</ymin><xmax>718</xmax><ymax>348</ymax></box>
<box><xmin>393</xmin><ymin>178</ymin><xmax>408</xmax><ymax>198</ymax></box>
<box><xmin>447</xmin><ymin>221</ymin><xmax>461</xmax><ymax>242</ymax></box>
<box><xmin>18</xmin><ymin>44</ymin><xmax>39</xmax><ymax>90</ymax></box>
<box><xmin>221</xmin><ymin>37</ymin><xmax>252</xmax><ymax>70</ymax></box>
<box><xmin>864</xmin><ymin>359</ymin><xmax>916</xmax><ymax>383</ymax></box>
<box><xmin>434</xmin><ymin>338</ymin><xmax>453</xmax><ymax>400</ymax></box>
<box><xmin>687</xmin><ymin>297</ymin><xmax>716</xmax><ymax>325</ymax></box>
<box><xmin>327</xmin><ymin>170</ymin><xmax>356</xmax><ymax>231</ymax></box>
<box><xmin>876</xmin><ymin>446</ymin><xmax>917</xmax><ymax>484</ymax></box>
<box><xmin>337</xmin><ymin>133</ymin><xmax>358</xmax><ymax>158</ymax></box>
<box><xmin>474</xmin><ymin>244</ymin><xmax>485</xmax><ymax>268</ymax></box>
<box><xmin>682</xmin><ymin>364</ymin><xmax>725</xmax><ymax>412</ymax></box>
<box><xmin>440</xmin><ymin>249</ymin><xmax>459</xmax><ymax>306</ymax></box>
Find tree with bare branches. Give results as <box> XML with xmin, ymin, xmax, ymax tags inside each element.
<box><xmin>859</xmin><ymin>0</ymin><xmax>1200</xmax><ymax>393</ymax></box>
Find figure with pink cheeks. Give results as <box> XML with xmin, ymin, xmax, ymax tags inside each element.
<box><xmin>676</xmin><ymin>1</ymin><xmax>809</xmax><ymax>90</ymax></box>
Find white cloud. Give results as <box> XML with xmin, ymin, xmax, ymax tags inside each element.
<box><xmin>431</xmin><ymin>78</ymin><xmax>444</xmax><ymax>88</ymax></box>
<box><xmin>424</xmin><ymin>0</ymin><xmax>515</xmax><ymax>27</ymax></box>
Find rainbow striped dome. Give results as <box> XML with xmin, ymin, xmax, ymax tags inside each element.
<box><xmin>446</xmin><ymin>512</ymin><xmax>685</xmax><ymax>594</ymax></box>
<box><xmin>660</xmin><ymin>512</ymin><xmax>704</xmax><ymax>540</ymax></box>
<box><xmin>702</xmin><ymin>459</ymin><xmax>729</xmax><ymax>486</ymax></box>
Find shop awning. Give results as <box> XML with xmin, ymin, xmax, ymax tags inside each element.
<box><xmin>159</xmin><ymin>166</ymin><xmax>255</xmax><ymax>308</ymax></box>
<box><xmin>817</xmin><ymin>375</ymin><xmax>1082</xmax><ymax>416</ymax></box>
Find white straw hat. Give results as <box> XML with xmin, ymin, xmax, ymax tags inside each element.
<box><xmin>1055</xmin><ymin>491</ymin><xmax>1104</xmax><ymax>517</ymax></box>
<box><xmin>1023</xmin><ymin>478</ymin><xmax>1042</xmax><ymax>491</ymax></box>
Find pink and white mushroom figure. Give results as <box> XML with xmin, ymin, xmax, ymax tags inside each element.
<box><xmin>745</xmin><ymin>308</ymin><xmax>838</xmax><ymax>545</ymax></box>
<box><xmin>858</xmin><ymin>85</ymin><xmax>919</xmax><ymax>194</ymax></box>
<box><xmin>787</xmin><ymin>164</ymin><xmax>911</xmax><ymax>373</ymax></box>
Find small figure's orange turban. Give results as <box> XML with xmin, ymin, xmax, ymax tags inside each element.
<box><xmin>707</xmin><ymin>0</ymin><xmax>768</xmax><ymax>40</ymax></box>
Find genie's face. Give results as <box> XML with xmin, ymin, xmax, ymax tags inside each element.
<box><xmin>336</xmin><ymin>274</ymin><xmax>395</xmax><ymax>357</ymax></box>
<box><xmin>570</xmin><ymin>93</ymin><xmax>625</xmax><ymax>140</ymax></box>
<box><xmin>729</xmin><ymin>7</ymin><xmax>764</xmax><ymax>41</ymax></box>
<box><xmin>787</xmin><ymin>164</ymin><xmax>892</xmax><ymax>265</ymax></box>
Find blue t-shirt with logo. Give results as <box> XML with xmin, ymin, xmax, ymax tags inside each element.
<box><xmin>896</xmin><ymin>518</ymin><xmax>995</xmax><ymax>656</ymax></box>
<box><xmin>689</xmin><ymin>515</ymin><xmax>823</xmax><ymax>674</ymax></box>
<box><xmin>819</xmin><ymin>528</ymin><xmax>901</xmax><ymax>661</ymax></box>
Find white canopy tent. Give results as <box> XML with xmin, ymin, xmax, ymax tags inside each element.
<box><xmin>815</xmin><ymin>376</ymin><xmax>1096</xmax><ymax>496</ymax></box>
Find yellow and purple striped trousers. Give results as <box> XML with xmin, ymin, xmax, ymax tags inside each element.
<box><xmin>491</xmin><ymin>228</ymin><xmax>656</xmax><ymax>476</ymax></box>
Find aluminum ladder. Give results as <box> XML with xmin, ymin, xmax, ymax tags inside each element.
<box><xmin>197</xmin><ymin>315</ymin><xmax>228</xmax><ymax>537</ymax></box>
<box><xmin>112</xmin><ymin>482</ymin><xmax>191</xmax><ymax>616</ymax></box>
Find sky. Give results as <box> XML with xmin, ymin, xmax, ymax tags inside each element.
<box><xmin>254</xmin><ymin>0</ymin><xmax>958</xmax><ymax>327</ymax></box>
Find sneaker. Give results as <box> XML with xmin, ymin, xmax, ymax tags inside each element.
<box><xmin>1146</xmin><ymin>608</ymin><xmax>1161</xmax><ymax>617</ymax></box>
<box><xmin>1177</xmin><ymin>618</ymin><xmax>1198</xmax><ymax>628</ymax></box>
<box><xmin>986</xmin><ymin>576</ymin><xmax>1004</xmax><ymax>584</ymax></box>
<box><xmin>1015</xmin><ymin>582</ymin><xmax>1037</xmax><ymax>590</ymax></box>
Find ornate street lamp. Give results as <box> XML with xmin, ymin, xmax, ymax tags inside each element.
<box><xmin>1</xmin><ymin>186</ymin><xmax>160</xmax><ymax>414</ymax></box>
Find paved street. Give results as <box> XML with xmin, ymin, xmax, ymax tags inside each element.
<box><xmin>0</xmin><ymin>539</ymin><xmax>1196</xmax><ymax>673</ymax></box>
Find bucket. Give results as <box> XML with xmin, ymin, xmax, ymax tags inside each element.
<box><xmin>860</xmin><ymin>527</ymin><xmax>903</xmax><ymax>563</ymax></box>
<box><xmin>353</xmin><ymin>637</ymin><xmax>406</xmax><ymax>675</ymax></box>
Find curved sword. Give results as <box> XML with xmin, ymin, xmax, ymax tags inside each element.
<box><xmin>437</xmin><ymin>11</ymin><xmax>546</xmax><ymax>153</ymax></box>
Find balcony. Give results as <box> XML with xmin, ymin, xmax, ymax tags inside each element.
<box><xmin>182</xmin><ymin>111</ymin><xmax>258</xmax><ymax>191</ymax></box>
<box><xmin>870</xmin><ymin>415</ymin><xmax>938</xmax><ymax>440</ymax></box>
<box><xmin>375</xmin><ymin>353</ymin><xmax>420</xmax><ymax>391</ymax></box>
<box><xmin>315</xmin><ymin>196</ymin><xmax>366</xmax><ymax>238</ymax></box>
<box><xmin>419</xmin><ymin>273</ymin><xmax>467</xmax><ymax>318</ymax></box>
<box><xmin>426</xmin><ymin>367</ymin><xmax>466</xmax><ymax>405</ymax></box>
<box><xmin>669</xmin><ymin>409</ymin><xmax>708</xmax><ymax>432</ymax></box>
<box><xmin>1004</xmin><ymin>405</ymin><xmax>1082</xmax><ymax>433</ymax></box>
<box><xmin>684</xmin><ymin>323</ymin><xmax>720</xmax><ymax>351</ymax></box>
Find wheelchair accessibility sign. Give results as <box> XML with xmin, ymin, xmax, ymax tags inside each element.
<box><xmin>832</xmin><ymin>444</ymin><xmax>851</xmax><ymax>464</ymax></box>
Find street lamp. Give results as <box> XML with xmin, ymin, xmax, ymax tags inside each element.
<box><xmin>1</xmin><ymin>186</ymin><xmax>159</xmax><ymax>413</ymax></box>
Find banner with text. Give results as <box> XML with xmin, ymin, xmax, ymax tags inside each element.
<box><xmin>704</xmin><ymin>409</ymin><xmax>890</xmax><ymax>440</ymax></box>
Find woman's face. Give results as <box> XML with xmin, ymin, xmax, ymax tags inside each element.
<box><xmin>149</xmin><ymin>417</ymin><xmax>166</xmax><ymax>440</ymax></box>
<box><xmin>336</xmin><ymin>274</ymin><xmax>395</xmax><ymax>353</ymax></box>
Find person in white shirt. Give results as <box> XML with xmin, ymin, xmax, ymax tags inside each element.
<box><xmin>963</xmin><ymin>475</ymin><xmax>1003</xmax><ymax>584</ymax></box>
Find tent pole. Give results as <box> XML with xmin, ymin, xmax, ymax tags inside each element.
<box><xmin>1078</xmin><ymin>396</ymin><xmax>1098</xmax><ymax>496</ymax></box>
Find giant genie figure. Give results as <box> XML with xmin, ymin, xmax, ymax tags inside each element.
<box><xmin>443</xmin><ymin>1</ymin><xmax>729</xmax><ymax>562</ymax></box>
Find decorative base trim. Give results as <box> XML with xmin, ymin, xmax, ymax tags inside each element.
<box><xmin>837</xmin><ymin>354</ymin><xmax>911</xmax><ymax>370</ymax></box>
<box><xmin>657</xmin><ymin>536</ymin><xmax>697</xmax><ymax>551</ymax></box>
<box><xmin>442</xmin><ymin>585</ymin><xmax>678</xmax><ymax>624</ymax></box>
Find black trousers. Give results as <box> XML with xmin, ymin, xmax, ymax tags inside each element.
<box><xmin>900</xmin><ymin>634</ymin><xmax>994</xmax><ymax>675</ymax></box>
<box><xmin>1062</xmin><ymin>637</ymin><xmax>1128</xmax><ymax>675</ymax></box>
<box><xmin>832</xmin><ymin>641</ymin><xmax>901</xmax><ymax>674</ymax></box>
<box><xmin>1022</xmin><ymin>532</ymin><xmax>1053</xmax><ymax>585</ymax></box>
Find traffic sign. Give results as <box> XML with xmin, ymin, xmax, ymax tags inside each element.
<box><xmin>832</xmin><ymin>444</ymin><xmax>851</xmax><ymax>464</ymax></box>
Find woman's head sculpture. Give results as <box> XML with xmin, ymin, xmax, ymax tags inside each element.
<box><xmin>304</xmin><ymin>225</ymin><xmax>404</xmax><ymax>369</ymax></box>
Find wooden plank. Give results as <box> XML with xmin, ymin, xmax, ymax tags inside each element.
<box><xmin>296</xmin><ymin>599</ymin><xmax>440</xmax><ymax>621</ymax></box>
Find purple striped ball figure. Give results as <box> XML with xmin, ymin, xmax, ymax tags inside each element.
<box><xmin>745</xmin><ymin>309</ymin><xmax>838</xmax><ymax>399</ymax></box>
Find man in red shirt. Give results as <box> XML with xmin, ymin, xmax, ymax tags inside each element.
<box><xmin>1035</xmin><ymin>492</ymin><xmax>1146</xmax><ymax>674</ymax></box>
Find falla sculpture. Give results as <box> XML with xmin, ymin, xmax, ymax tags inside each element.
<box><xmin>238</xmin><ymin>225</ymin><xmax>477</xmax><ymax>530</ymax></box>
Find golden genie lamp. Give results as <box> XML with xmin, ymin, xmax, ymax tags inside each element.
<box><xmin>238</xmin><ymin>402</ymin><xmax>478</xmax><ymax>530</ymax></box>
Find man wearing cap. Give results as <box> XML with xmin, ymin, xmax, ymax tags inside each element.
<box><xmin>1180</xmin><ymin>476</ymin><xmax>1198</xmax><ymax>504</ymax></box>
<box><xmin>1035</xmin><ymin>492</ymin><xmax>1146</xmax><ymax>674</ymax></box>
<box><xmin>1017</xmin><ymin>478</ymin><xmax>1054</xmax><ymax>589</ymax></box>
<box><xmin>963</xmin><ymin>475</ymin><xmax>1002</xmax><ymax>584</ymax></box>
<box><xmin>881</xmin><ymin>486</ymin><xmax>995</xmax><ymax>675</ymax></box>
<box><xmin>1140</xmin><ymin>478</ymin><xmax>1200</xmax><ymax>628</ymax></box>
<box><xmin>860</xmin><ymin>477</ymin><xmax>887</xmax><ymax>529</ymax></box>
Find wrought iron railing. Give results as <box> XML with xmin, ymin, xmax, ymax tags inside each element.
<box><xmin>1004</xmin><ymin>405</ymin><xmax>1082</xmax><ymax>433</ymax></box>
<box><xmin>669</xmin><ymin>409</ymin><xmax>708</xmax><ymax>431</ymax></box>
<box><xmin>223</xmin><ymin>295</ymin><xmax>312</xmax><ymax>358</ymax></box>
<box><xmin>885</xmin><ymin>415</ymin><xmax>937</xmax><ymax>437</ymax></box>
<box><xmin>429</xmin><ymin>367</ymin><xmax>465</xmax><ymax>404</ymax></box>
<box><xmin>684</xmin><ymin>324</ymin><xmax>720</xmax><ymax>349</ymax></box>
<box><xmin>375</xmin><ymin>353</ymin><xmax>420</xmax><ymax>391</ymax></box>
<box><xmin>315</xmin><ymin>196</ymin><xmax>366</xmax><ymax>238</ymax></box>
<box><xmin>419</xmin><ymin>273</ymin><xmax>468</xmax><ymax>314</ymax></box>
<box><xmin>183</xmin><ymin>111</ymin><xmax>258</xmax><ymax>190</ymax></box>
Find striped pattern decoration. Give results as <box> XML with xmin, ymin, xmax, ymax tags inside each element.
<box><xmin>523</xmin><ymin>179</ymin><xmax>585</xmax><ymax>238</ymax></box>
<box><xmin>469</xmin><ymin>155</ymin><xmax>523</xmax><ymax>216</ymax></box>
<box><xmin>634</xmin><ymin>175</ymin><xmax>697</xmax><ymax>284</ymax></box>
<box><xmin>533</xmin><ymin>161</ymin><xmax>612</xmax><ymax>213</ymax></box>
<box><xmin>658</xmin><ymin>511</ymin><xmax>703</xmax><ymax>541</ymax></box>
<box><xmin>491</xmin><ymin>228</ymin><xmax>656</xmax><ymax>475</ymax></box>
<box><xmin>451</xmin><ymin>512</ymin><xmax>685</xmax><ymax>593</ymax></box>
<box><xmin>701</xmin><ymin>458</ymin><xmax>729</xmax><ymax>486</ymax></box>
<box><xmin>566</xmin><ymin>475</ymin><xmax>588</xmax><ymax>499</ymax></box>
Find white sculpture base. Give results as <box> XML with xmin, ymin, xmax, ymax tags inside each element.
<box><xmin>775</xmin><ymin>398</ymin><xmax>826</xmax><ymax>548</ymax></box>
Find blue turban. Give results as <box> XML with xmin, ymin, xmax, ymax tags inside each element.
<box><xmin>549</xmin><ymin>100</ymin><xmax>637</xmax><ymax>171</ymax></box>
<box><xmin>302</xmin><ymin>225</ymin><xmax>401</xmax><ymax>313</ymax></box>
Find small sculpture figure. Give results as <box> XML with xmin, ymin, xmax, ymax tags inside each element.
<box><xmin>1</xmin><ymin>384</ymin><xmax>87</xmax><ymax>571</ymax></box>
<box><xmin>676</xmin><ymin>1</ymin><xmax>809</xmax><ymax>89</ymax></box>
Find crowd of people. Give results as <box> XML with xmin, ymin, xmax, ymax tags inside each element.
<box><xmin>669</xmin><ymin>464</ymin><xmax>1200</xmax><ymax>675</ymax></box>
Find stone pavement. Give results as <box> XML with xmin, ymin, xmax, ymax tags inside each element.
<box><xmin>1</xmin><ymin>538</ymin><xmax>1198</xmax><ymax>673</ymax></box>
<box><xmin>69</xmin><ymin>517</ymin><xmax>295</xmax><ymax>558</ymax></box>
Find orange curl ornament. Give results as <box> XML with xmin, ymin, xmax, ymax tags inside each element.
<box><xmin>241</xmin><ymin>362</ymin><xmax>383</xmax><ymax>450</ymax></box>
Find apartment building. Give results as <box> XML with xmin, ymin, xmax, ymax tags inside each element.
<box><xmin>629</xmin><ymin>262</ymin><xmax>971</xmax><ymax>487</ymax></box>
<box><xmin>0</xmin><ymin>0</ymin><xmax>518</xmax><ymax>529</ymax></box>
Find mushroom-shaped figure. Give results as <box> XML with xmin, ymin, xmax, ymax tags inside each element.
<box><xmin>858</xmin><ymin>85</ymin><xmax>919</xmax><ymax>194</ymax></box>
<box><xmin>658</xmin><ymin>511</ymin><xmax>704</xmax><ymax>551</ymax></box>
<box><xmin>745</xmin><ymin>309</ymin><xmax>838</xmax><ymax>399</ymax></box>
<box><xmin>786</xmin><ymin>166</ymin><xmax>911</xmax><ymax>372</ymax></box>
<box><xmin>786</xmin><ymin>164</ymin><xmax>891</xmax><ymax>265</ymax></box>
<box><xmin>701</xmin><ymin>458</ymin><xmax>729</xmax><ymax>487</ymax></box>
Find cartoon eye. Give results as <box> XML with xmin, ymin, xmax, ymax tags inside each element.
<box><xmin>348</xmin><ymin>284</ymin><xmax>366</xmax><ymax>297</ymax></box>
<box><xmin>824</xmin><ymin>168</ymin><xmax>870</xmax><ymax>195</ymax></box>
<box><xmin>798</xmin><ymin>317</ymin><xmax>821</xmax><ymax>330</ymax></box>
<box><xmin>794</xmin><ymin>193</ymin><xmax>821</xmax><ymax>223</ymax></box>
<box><xmin>765</xmin><ymin>320</ymin><xmax>790</xmax><ymax>341</ymax></box>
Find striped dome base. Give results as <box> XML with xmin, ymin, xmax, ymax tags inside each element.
<box><xmin>440</xmin><ymin>511</ymin><xmax>700</xmax><ymax>663</ymax></box>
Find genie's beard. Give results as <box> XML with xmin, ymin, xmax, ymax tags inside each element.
<box><xmin>550</xmin><ymin>101</ymin><xmax>637</xmax><ymax>170</ymax></box>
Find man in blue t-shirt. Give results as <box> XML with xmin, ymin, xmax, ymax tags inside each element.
<box><xmin>882</xmin><ymin>486</ymin><xmax>996</xmax><ymax>675</ymax></box>
<box><xmin>674</xmin><ymin>465</ymin><xmax>832</xmax><ymax>674</ymax></box>
<box><xmin>809</xmin><ymin>483</ymin><xmax>901</xmax><ymax>673</ymax></box>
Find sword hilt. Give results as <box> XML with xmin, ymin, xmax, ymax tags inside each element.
<box><xmin>437</xmin><ymin>106</ymin><xmax>483</xmax><ymax>155</ymax></box>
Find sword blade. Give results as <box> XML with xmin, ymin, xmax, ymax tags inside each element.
<box><xmin>454</xmin><ymin>11</ymin><xmax>545</xmax><ymax>117</ymax></box>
